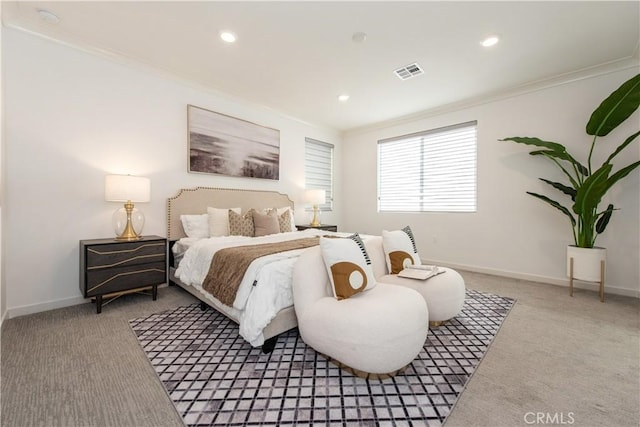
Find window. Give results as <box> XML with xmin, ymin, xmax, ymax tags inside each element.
<box><xmin>305</xmin><ymin>138</ymin><xmax>334</xmax><ymax>211</ymax></box>
<box><xmin>378</xmin><ymin>121</ymin><xmax>477</xmax><ymax>212</ymax></box>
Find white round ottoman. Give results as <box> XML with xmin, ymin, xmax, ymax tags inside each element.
<box><xmin>363</xmin><ymin>236</ymin><xmax>466</xmax><ymax>325</ymax></box>
<box><xmin>293</xmin><ymin>246</ymin><xmax>429</xmax><ymax>377</ymax></box>
<box><xmin>378</xmin><ymin>267</ymin><xmax>466</xmax><ymax>325</ymax></box>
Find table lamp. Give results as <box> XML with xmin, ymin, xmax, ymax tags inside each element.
<box><xmin>305</xmin><ymin>189</ymin><xmax>326</xmax><ymax>227</ymax></box>
<box><xmin>105</xmin><ymin>174</ymin><xmax>151</xmax><ymax>240</ymax></box>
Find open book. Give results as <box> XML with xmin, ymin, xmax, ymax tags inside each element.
<box><xmin>397</xmin><ymin>264</ymin><xmax>446</xmax><ymax>280</ymax></box>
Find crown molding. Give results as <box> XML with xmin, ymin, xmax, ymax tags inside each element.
<box><xmin>343</xmin><ymin>57</ymin><xmax>640</xmax><ymax>138</ymax></box>
<box><xmin>4</xmin><ymin>18</ymin><xmax>637</xmax><ymax>140</ymax></box>
<box><xmin>1</xmin><ymin>22</ymin><xmax>338</xmax><ymax>136</ymax></box>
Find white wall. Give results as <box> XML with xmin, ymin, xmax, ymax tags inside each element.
<box><xmin>3</xmin><ymin>27</ymin><xmax>638</xmax><ymax>320</ymax></box>
<box><xmin>342</xmin><ymin>67</ymin><xmax>640</xmax><ymax>297</ymax></box>
<box><xmin>2</xmin><ymin>28</ymin><xmax>342</xmax><ymax>317</ymax></box>
<box><xmin>0</xmin><ymin>10</ymin><xmax>5</xmax><ymax>324</ymax></box>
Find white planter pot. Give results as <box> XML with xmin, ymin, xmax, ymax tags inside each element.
<box><xmin>566</xmin><ymin>246</ymin><xmax>606</xmax><ymax>282</ymax></box>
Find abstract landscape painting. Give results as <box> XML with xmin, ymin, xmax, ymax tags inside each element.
<box><xmin>188</xmin><ymin>105</ymin><xmax>280</xmax><ymax>180</ymax></box>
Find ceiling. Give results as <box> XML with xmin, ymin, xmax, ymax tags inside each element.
<box><xmin>2</xmin><ymin>1</ymin><xmax>639</xmax><ymax>132</ymax></box>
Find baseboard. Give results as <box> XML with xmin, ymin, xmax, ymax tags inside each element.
<box><xmin>4</xmin><ymin>264</ymin><xmax>638</xmax><ymax>319</ymax></box>
<box><xmin>424</xmin><ymin>259</ymin><xmax>640</xmax><ymax>299</ymax></box>
<box><xmin>7</xmin><ymin>295</ymin><xmax>87</xmax><ymax>319</ymax></box>
<box><xmin>6</xmin><ymin>283</ymin><xmax>172</xmax><ymax>319</ymax></box>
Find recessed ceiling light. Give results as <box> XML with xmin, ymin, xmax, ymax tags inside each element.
<box><xmin>352</xmin><ymin>32</ymin><xmax>367</xmax><ymax>43</ymax></box>
<box><xmin>338</xmin><ymin>94</ymin><xmax>350</xmax><ymax>102</ymax></box>
<box><xmin>220</xmin><ymin>31</ymin><xmax>237</xmax><ymax>43</ymax></box>
<box><xmin>481</xmin><ymin>35</ymin><xmax>500</xmax><ymax>47</ymax></box>
<box><xmin>37</xmin><ymin>9</ymin><xmax>60</xmax><ymax>24</ymax></box>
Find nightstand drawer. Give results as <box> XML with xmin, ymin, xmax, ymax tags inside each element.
<box><xmin>85</xmin><ymin>261</ymin><xmax>166</xmax><ymax>297</ymax></box>
<box><xmin>80</xmin><ymin>236</ymin><xmax>168</xmax><ymax>312</ymax></box>
<box><xmin>86</xmin><ymin>241</ymin><xmax>165</xmax><ymax>270</ymax></box>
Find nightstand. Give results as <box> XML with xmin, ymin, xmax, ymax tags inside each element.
<box><xmin>79</xmin><ymin>235</ymin><xmax>167</xmax><ymax>313</ymax></box>
<box><xmin>296</xmin><ymin>224</ymin><xmax>338</xmax><ymax>232</ymax></box>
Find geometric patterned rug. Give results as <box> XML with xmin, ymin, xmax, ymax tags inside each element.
<box><xmin>130</xmin><ymin>289</ymin><xmax>515</xmax><ymax>426</ymax></box>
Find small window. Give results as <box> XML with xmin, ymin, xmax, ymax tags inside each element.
<box><xmin>305</xmin><ymin>138</ymin><xmax>334</xmax><ymax>211</ymax></box>
<box><xmin>378</xmin><ymin>121</ymin><xmax>477</xmax><ymax>212</ymax></box>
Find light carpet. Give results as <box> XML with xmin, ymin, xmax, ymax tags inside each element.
<box><xmin>130</xmin><ymin>290</ymin><xmax>514</xmax><ymax>426</ymax></box>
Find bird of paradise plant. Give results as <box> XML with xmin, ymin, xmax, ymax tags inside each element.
<box><xmin>500</xmin><ymin>73</ymin><xmax>640</xmax><ymax>248</ymax></box>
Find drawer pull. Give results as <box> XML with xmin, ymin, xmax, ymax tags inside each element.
<box><xmin>88</xmin><ymin>253</ymin><xmax>165</xmax><ymax>270</ymax></box>
<box><xmin>88</xmin><ymin>268</ymin><xmax>165</xmax><ymax>293</ymax></box>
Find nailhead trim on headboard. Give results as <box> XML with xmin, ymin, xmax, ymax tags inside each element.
<box><xmin>167</xmin><ymin>187</ymin><xmax>295</xmax><ymax>240</ymax></box>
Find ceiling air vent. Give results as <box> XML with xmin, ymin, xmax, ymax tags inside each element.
<box><xmin>394</xmin><ymin>62</ymin><xmax>424</xmax><ymax>80</ymax></box>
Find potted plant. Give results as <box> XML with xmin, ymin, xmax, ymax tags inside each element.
<box><xmin>500</xmin><ymin>73</ymin><xmax>640</xmax><ymax>297</ymax></box>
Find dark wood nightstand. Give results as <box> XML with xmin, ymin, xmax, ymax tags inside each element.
<box><xmin>296</xmin><ymin>224</ymin><xmax>338</xmax><ymax>232</ymax></box>
<box><xmin>79</xmin><ymin>235</ymin><xmax>167</xmax><ymax>313</ymax></box>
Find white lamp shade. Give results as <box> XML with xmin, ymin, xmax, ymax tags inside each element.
<box><xmin>105</xmin><ymin>175</ymin><xmax>151</xmax><ymax>202</ymax></box>
<box><xmin>305</xmin><ymin>189</ymin><xmax>326</xmax><ymax>205</ymax></box>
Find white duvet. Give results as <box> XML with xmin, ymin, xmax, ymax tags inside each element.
<box><xmin>174</xmin><ymin>229</ymin><xmax>336</xmax><ymax>346</ymax></box>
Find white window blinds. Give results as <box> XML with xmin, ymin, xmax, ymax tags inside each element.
<box><xmin>378</xmin><ymin>121</ymin><xmax>477</xmax><ymax>212</ymax></box>
<box><xmin>305</xmin><ymin>138</ymin><xmax>334</xmax><ymax>211</ymax></box>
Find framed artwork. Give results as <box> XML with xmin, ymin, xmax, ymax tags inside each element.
<box><xmin>187</xmin><ymin>105</ymin><xmax>280</xmax><ymax>180</ymax></box>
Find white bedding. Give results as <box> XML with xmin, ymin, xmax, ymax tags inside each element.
<box><xmin>174</xmin><ymin>229</ymin><xmax>339</xmax><ymax>346</ymax></box>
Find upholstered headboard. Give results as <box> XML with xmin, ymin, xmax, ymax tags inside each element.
<box><xmin>167</xmin><ymin>187</ymin><xmax>294</xmax><ymax>240</ymax></box>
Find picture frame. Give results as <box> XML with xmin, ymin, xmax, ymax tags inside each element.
<box><xmin>187</xmin><ymin>105</ymin><xmax>280</xmax><ymax>180</ymax></box>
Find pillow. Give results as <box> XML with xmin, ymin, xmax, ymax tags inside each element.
<box><xmin>276</xmin><ymin>207</ymin><xmax>295</xmax><ymax>230</ymax></box>
<box><xmin>207</xmin><ymin>207</ymin><xmax>241</xmax><ymax>237</ymax></box>
<box><xmin>252</xmin><ymin>209</ymin><xmax>280</xmax><ymax>236</ymax></box>
<box><xmin>320</xmin><ymin>233</ymin><xmax>377</xmax><ymax>300</ymax></box>
<box><xmin>382</xmin><ymin>226</ymin><xmax>421</xmax><ymax>274</ymax></box>
<box><xmin>277</xmin><ymin>209</ymin><xmax>292</xmax><ymax>233</ymax></box>
<box><xmin>228</xmin><ymin>209</ymin><xmax>255</xmax><ymax>237</ymax></box>
<box><xmin>180</xmin><ymin>214</ymin><xmax>209</xmax><ymax>238</ymax></box>
<box><xmin>260</xmin><ymin>207</ymin><xmax>295</xmax><ymax>232</ymax></box>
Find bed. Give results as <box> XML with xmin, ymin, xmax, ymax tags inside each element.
<box><xmin>167</xmin><ymin>187</ymin><xmax>328</xmax><ymax>353</ymax></box>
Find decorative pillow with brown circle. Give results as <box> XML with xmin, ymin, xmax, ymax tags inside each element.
<box><xmin>320</xmin><ymin>233</ymin><xmax>377</xmax><ymax>300</ymax></box>
<box><xmin>382</xmin><ymin>226</ymin><xmax>421</xmax><ymax>274</ymax></box>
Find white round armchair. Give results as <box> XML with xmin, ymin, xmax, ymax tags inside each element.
<box><xmin>292</xmin><ymin>246</ymin><xmax>428</xmax><ymax>377</ymax></box>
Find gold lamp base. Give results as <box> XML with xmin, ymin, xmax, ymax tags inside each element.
<box><xmin>310</xmin><ymin>204</ymin><xmax>321</xmax><ymax>227</ymax></box>
<box><xmin>115</xmin><ymin>201</ymin><xmax>142</xmax><ymax>240</ymax></box>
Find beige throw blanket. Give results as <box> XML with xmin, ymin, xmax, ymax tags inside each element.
<box><xmin>202</xmin><ymin>237</ymin><xmax>321</xmax><ymax>306</ymax></box>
